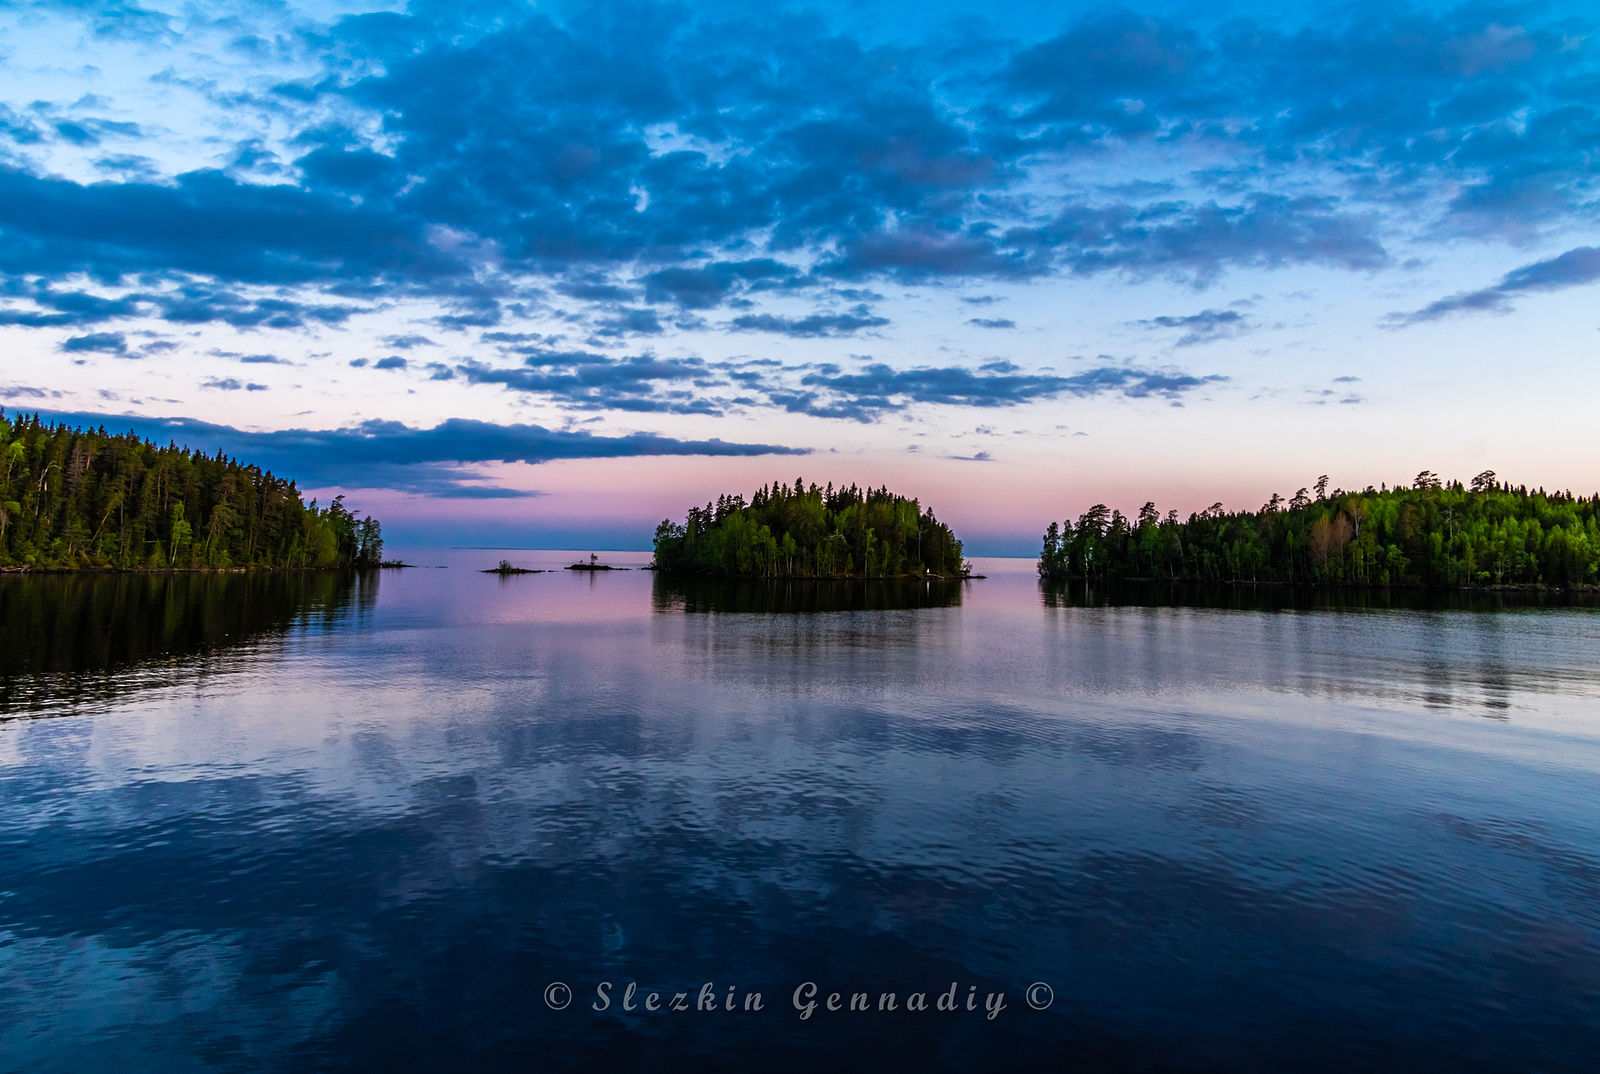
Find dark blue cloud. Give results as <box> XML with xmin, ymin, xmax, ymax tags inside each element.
<box><xmin>967</xmin><ymin>317</ymin><xmax>1015</xmax><ymax>329</ymax></box>
<box><xmin>38</xmin><ymin>9</ymin><xmax>1600</xmax><ymax>282</ymax></box>
<box><xmin>728</xmin><ymin>310</ymin><xmax>890</xmax><ymax>337</ymax></box>
<box><xmin>9</xmin><ymin>409</ymin><xmax>809</xmax><ymax>495</ymax></box>
<box><xmin>0</xmin><ymin>278</ymin><xmax>367</xmax><ymax>331</ymax></box>
<box><xmin>1137</xmin><ymin>307</ymin><xmax>1252</xmax><ymax>346</ymax></box>
<box><xmin>641</xmin><ymin>260</ymin><xmax>801</xmax><ymax>309</ymax></box>
<box><xmin>0</xmin><ymin>164</ymin><xmax>466</xmax><ymax>289</ymax></box>
<box><xmin>1039</xmin><ymin>195</ymin><xmax>1387</xmax><ymax>281</ymax></box>
<box><xmin>590</xmin><ymin>307</ymin><xmax>665</xmax><ymax>338</ymax></box>
<box><xmin>22</xmin><ymin>1</ymin><xmax>1536</xmax><ymax>309</ymax></box>
<box><xmin>773</xmin><ymin>360</ymin><xmax>1227</xmax><ymax>420</ymax></box>
<box><xmin>211</xmin><ymin>349</ymin><xmax>293</xmax><ymax>365</ymax></box>
<box><xmin>558</xmin><ymin>278</ymin><xmax>639</xmax><ymax>303</ymax></box>
<box><xmin>453</xmin><ymin>352</ymin><xmax>723</xmax><ymax>413</ymax></box>
<box><xmin>60</xmin><ymin>331</ymin><xmax>129</xmax><ymax>355</ymax></box>
<box><xmin>995</xmin><ymin>5</ymin><xmax>1594</xmax><ymax>236</ymax></box>
<box><xmin>818</xmin><ymin>227</ymin><xmax>1045</xmax><ymax>281</ymax></box>
<box><xmin>1388</xmin><ymin>245</ymin><xmax>1600</xmax><ymax>325</ymax></box>
<box><xmin>3</xmin><ymin>0</ymin><xmax>1598</xmax><ymax>419</ymax></box>
<box><xmin>51</xmin><ymin>116</ymin><xmax>143</xmax><ymax>147</ymax></box>
<box><xmin>0</xmin><ymin>282</ymin><xmax>142</xmax><ymax>327</ymax></box>
<box><xmin>143</xmin><ymin>286</ymin><xmax>367</xmax><ymax>329</ymax></box>
<box><xmin>381</xmin><ymin>333</ymin><xmax>437</xmax><ymax>350</ymax></box>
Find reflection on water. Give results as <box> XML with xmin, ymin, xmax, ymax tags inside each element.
<box><xmin>1</xmin><ymin>550</ymin><xmax>1599</xmax><ymax>1072</ymax></box>
<box><xmin>1041</xmin><ymin>577</ymin><xmax>1600</xmax><ymax>612</ymax></box>
<box><xmin>653</xmin><ymin>573</ymin><xmax>967</xmax><ymax>613</ymax></box>
<box><xmin>0</xmin><ymin>570</ymin><xmax>373</xmax><ymax>716</ymax></box>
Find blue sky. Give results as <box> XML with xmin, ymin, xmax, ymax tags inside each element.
<box><xmin>2</xmin><ymin>0</ymin><xmax>1597</xmax><ymax>552</ymax></box>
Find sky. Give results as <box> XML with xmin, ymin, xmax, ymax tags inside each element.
<box><xmin>1</xmin><ymin>0</ymin><xmax>1597</xmax><ymax>553</ymax></box>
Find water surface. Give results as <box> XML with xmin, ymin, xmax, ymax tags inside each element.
<box><xmin>2</xmin><ymin>551</ymin><xmax>1599</xmax><ymax>1072</ymax></box>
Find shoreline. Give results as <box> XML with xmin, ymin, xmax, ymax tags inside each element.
<box><xmin>0</xmin><ymin>565</ymin><xmax>384</xmax><ymax>576</ymax></box>
<box><xmin>652</xmin><ymin>569</ymin><xmax>981</xmax><ymax>582</ymax></box>
<box><xmin>1036</xmin><ymin>574</ymin><xmax>1599</xmax><ymax>595</ymax></box>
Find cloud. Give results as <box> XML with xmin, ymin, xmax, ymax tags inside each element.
<box><xmin>453</xmin><ymin>352</ymin><xmax>725</xmax><ymax>414</ymax></box>
<box><xmin>200</xmin><ymin>378</ymin><xmax>268</xmax><ymax>391</ymax></box>
<box><xmin>728</xmin><ymin>310</ymin><xmax>890</xmax><ymax>338</ymax></box>
<box><xmin>641</xmin><ymin>260</ymin><xmax>800</xmax><ymax>309</ymax></box>
<box><xmin>1053</xmin><ymin>366</ymin><xmax>1228</xmax><ymax>399</ymax></box>
<box><xmin>381</xmin><ymin>333</ymin><xmax>437</xmax><ymax>350</ymax></box>
<box><xmin>60</xmin><ymin>331</ymin><xmax>129</xmax><ymax>355</ymax></box>
<box><xmin>1387</xmin><ymin>246</ymin><xmax>1600</xmax><ymax>325</ymax></box>
<box><xmin>1042</xmin><ymin>196</ymin><xmax>1387</xmax><ymax>282</ymax></box>
<box><xmin>770</xmin><ymin>360</ymin><xmax>1226</xmax><ymax>420</ymax></box>
<box><xmin>18</xmin><ymin>410</ymin><xmax>810</xmax><ymax>496</ymax></box>
<box><xmin>0</xmin><ymin>164</ymin><xmax>465</xmax><ymax>290</ymax></box>
<box><xmin>372</xmin><ymin>355</ymin><xmax>408</xmax><ymax>370</ymax></box>
<box><xmin>591</xmin><ymin>307</ymin><xmax>665</xmax><ymax>338</ymax></box>
<box><xmin>819</xmin><ymin>229</ymin><xmax>1042</xmax><ymax>282</ymax></box>
<box><xmin>4</xmin><ymin>0</ymin><xmax>1599</xmax><ymax>433</ymax></box>
<box><xmin>1</xmin><ymin>284</ymin><xmax>144</xmax><ymax>327</ymax></box>
<box><xmin>1137</xmin><ymin>308</ymin><xmax>1252</xmax><ymax>346</ymax></box>
<box><xmin>0</xmin><ymin>279</ymin><xmax>368</xmax><ymax>331</ymax></box>
<box><xmin>0</xmin><ymin>385</ymin><xmax>60</xmax><ymax>399</ymax></box>
<box><xmin>12</xmin><ymin>2</ymin><xmax>1519</xmax><ymax>315</ymax></box>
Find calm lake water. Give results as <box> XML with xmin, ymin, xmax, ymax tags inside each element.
<box><xmin>3</xmin><ymin>551</ymin><xmax>1600</xmax><ymax>1072</ymax></box>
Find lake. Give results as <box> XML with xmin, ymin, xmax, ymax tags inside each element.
<box><xmin>3</xmin><ymin>550</ymin><xmax>1599</xmax><ymax>1072</ymax></box>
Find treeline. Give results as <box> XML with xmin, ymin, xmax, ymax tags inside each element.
<box><xmin>0</xmin><ymin>411</ymin><xmax>382</xmax><ymax>570</ymax></box>
<box><xmin>652</xmin><ymin>479</ymin><xmax>969</xmax><ymax>578</ymax></box>
<box><xmin>1039</xmin><ymin>472</ymin><xmax>1599</xmax><ymax>589</ymax></box>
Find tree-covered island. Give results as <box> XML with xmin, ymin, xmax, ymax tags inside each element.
<box><xmin>1039</xmin><ymin>472</ymin><xmax>1598</xmax><ymax>589</ymax></box>
<box><xmin>652</xmin><ymin>479</ymin><xmax>970</xmax><ymax>578</ymax></box>
<box><xmin>0</xmin><ymin>411</ymin><xmax>382</xmax><ymax>571</ymax></box>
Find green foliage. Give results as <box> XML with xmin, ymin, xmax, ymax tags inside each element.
<box><xmin>1038</xmin><ymin>473</ymin><xmax>1600</xmax><ymax>590</ymax></box>
<box><xmin>0</xmin><ymin>410</ymin><xmax>382</xmax><ymax>571</ymax></box>
<box><xmin>1036</xmin><ymin>476</ymin><xmax>1600</xmax><ymax>592</ymax></box>
<box><xmin>653</xmin><ymin>480</ymin><xmax>968</xmax><ymax>578</ymax></box>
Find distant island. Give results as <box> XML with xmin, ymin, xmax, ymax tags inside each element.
<box><xmin>483</xmin><ymin>560</ymin><xmax>545</xmax><ymax>575</ymax></box>
<box><xmin>0</xmin><ymin>410</ymin><xmax>382</xmax><ymax>571</ymax></box>
<box><xmin>652</xmin><ymin>479</ymin><xmax>970</xmax><ymax>579</ymax></box>
<box><xmin>569</xmin><ymin>553</ymin><xmax>625</xmax><ymax>571</ymax></box>
<box><xmin>1039</xmin><ymin>472</ymin><xmax>1598</xmax><ymax>590</ymax></box>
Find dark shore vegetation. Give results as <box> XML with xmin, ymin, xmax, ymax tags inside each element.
<box><xmin>0</xmin><ymin>410</ymin><xmax>381</xmax><ymax>571</ymax></box>
<box><xmin>652</xmin><ymin>479</ymin><xmax>969</xmax><ymax>579</ymax></box>
<box><xmin>1039</xmin><ymin>472</ymin><xmax>1599</xmax><ymax>590</ymax></box>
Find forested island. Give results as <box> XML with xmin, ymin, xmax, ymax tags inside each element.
<box><xmin>652</xmin><ymin>479</ymin><xmax>969</xmax><ymax>578</ymax></box>
<box><xmin>0</xmin><ymin>411</ymin><xmax>382</xmax><ymax>571</ymax></box>
<box><xmin>1038</xmin><ymin>472</ymin><xmax>1598</xmax><ymax>589</ymax></box>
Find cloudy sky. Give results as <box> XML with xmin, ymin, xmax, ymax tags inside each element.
<box><xmin>2</xmin><ymin>0</ymin><xmax>1596</xmax><ymax>551</ymax></box>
